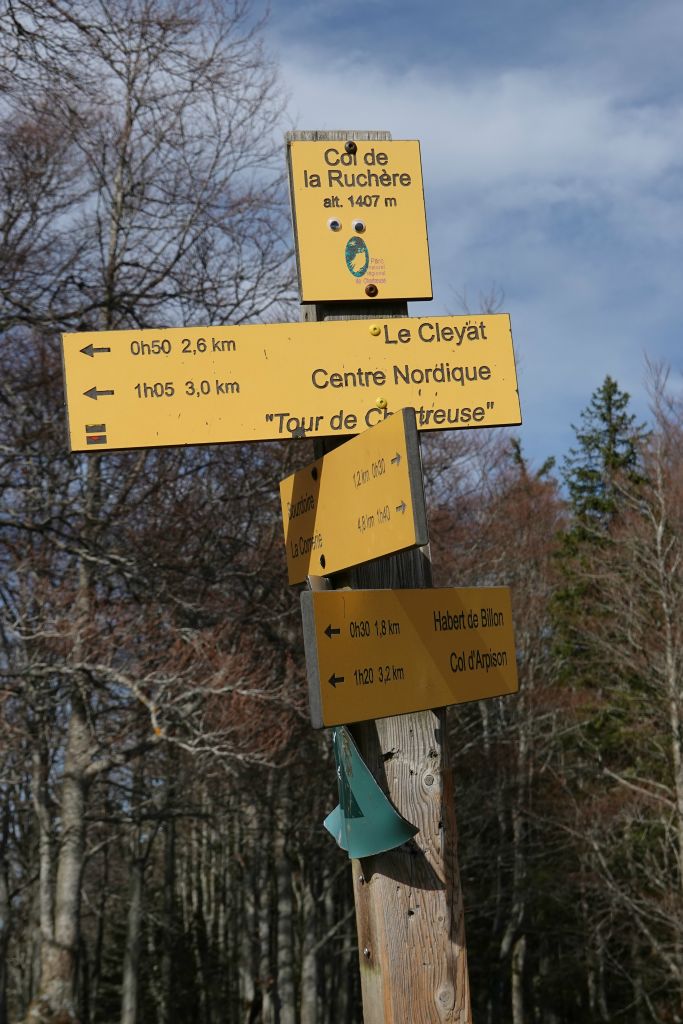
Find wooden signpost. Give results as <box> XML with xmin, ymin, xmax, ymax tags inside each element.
<box><xmin>60</xmin><ymin>126</ymin><xmax>522</xmax><ymax>1024</ymax></box>
<box><xmin>287</xmin><ymin>129</ymin><xmax>484</xmax><ymax>1024</ymax></box>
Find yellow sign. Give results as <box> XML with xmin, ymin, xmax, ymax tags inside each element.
<box><xmin>288</xmin><ymin>139</ymin><xmax>432</xmax><ymax>302</ymax></box>
<box><xmin>279</xmin><ymin>408</ymin><xmax>428</xmax><ymax>584</ymax></box>
<box><xmin>301</xmin><ymin>587</ymin><xmax>518</xmax><ymax>728</ymax></box>
<box><xmin>60</xmin><ymin>315</ymin><xmax>521</xmax><ymax>452</ymax></box>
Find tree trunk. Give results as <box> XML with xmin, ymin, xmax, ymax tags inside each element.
<box><xmin>275</xmin><ymin>813</ymin><xmax>296</xmax><ymax>1024</ymax></box>
<box><xmin>160</xmin><ymin>812</ymin><xmax>176</xmax><ymax>1024</ymax></box>
<box><xmin>239</xmin><ymin>799</ymin><xmax>258</xmax><ymax>1024</ymax></box>
<box><xmin>291</xmin><ymin>126</ymin><xmax>473</xmax><ymax>1023</ymax></box>
<box><xmin>665</xmin><ymin>626</ymin><xmax>683</xmax><ymax>915</ymax></box>
<box><xmin>501</xmin><ymin>668</ymin><xmax>531</xmax><ymax>1024</ymax></box>
<box><xmin>0</xmin><ymin>816</ymin><xmax>10</xmax><ymax>1024</ymax></box>
<box><xmin>120</xmin><ymin>857</ymin><xmax>144</xmax><ymax>1024</ymax></box>
<box><xmin>510</xmin><ymin>934</ymin><xmax>526</xmax><ymax>1024</ymax></box>
<box><xmin>299</xmin><ymin>875</ymin><xmax>318</xmax><ymax>1024</ymax></box>
<box><xmin>257</xmin><ymin>843</ymin><xmax>275</xmax><ymax>1024</ymax></box>
<box><xmin>89</xmin><ymin>837</ymin><xmax>109</xmax><ymax>1021</ymax></box>
<box><xmin>31</xmin><ymin>740</ymin><xmax>54</xmax><ymax>988</ymax></box>
<box><xmin>28</xmin><ymin>699</ymin><xmax>90</xmax><ymax>1024</ymax></box>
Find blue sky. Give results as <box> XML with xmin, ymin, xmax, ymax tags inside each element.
<box><xmin>265</xmin><ymin>0</ymin><xmax>683</xmax><ymax>469</ymax></box>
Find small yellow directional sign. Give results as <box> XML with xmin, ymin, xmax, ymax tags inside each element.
<box><xmin>301</xmin><ymin>587</ymin><xmax>518</xmax><ymax>728</ymax></box>
<box><xmin>279</xmin><ymin>408</ymin><xmax>428</xmax><ymax>584</ymax></box>
<box><xmin>61</xmin><ymin>315</ymin><xmax>520</xmax><ymax>452</ymax></box>
<box><xmin>288</xmin><ymin>139</ymin><xmax>432</xmax><ymax>302</ymax></box>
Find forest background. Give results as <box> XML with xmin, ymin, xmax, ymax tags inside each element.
<box><xmin>1</xmin><ymin>2</ymin><xmax>682</xmax><ymax>1024</ymax></box>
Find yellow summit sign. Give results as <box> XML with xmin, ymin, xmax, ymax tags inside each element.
<box><xmin>288</xmin><ymin>139</ymin><xmax>432</xmax><ymax>302</ymax></box>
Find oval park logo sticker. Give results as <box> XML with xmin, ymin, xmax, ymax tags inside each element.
<box><xmin>344</xmin><ymin>236</ymin><xmax>369</xmax><ymax>278</ymax></box>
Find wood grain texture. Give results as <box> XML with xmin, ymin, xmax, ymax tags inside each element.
<box><xmin>288</xmin><ymin>129</ymin><xmax>472</xmax><ymax>1023</ymax></box>
<box><xmin>350</xmin><ymin>711</ymin><xmax>471</xmax><ymax>1022</ymax></box>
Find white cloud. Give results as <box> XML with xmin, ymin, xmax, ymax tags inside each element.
<box><xmin>274</xmin><ymin>23</ymin><xmax>683</xmax><ymax>467</ymax></box>
<box><xmin>282</xmin><ymin>55</ymin><xmax>683</xmax><ymax>200</ymax></box>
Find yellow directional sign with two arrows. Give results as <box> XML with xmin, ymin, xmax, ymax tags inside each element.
<box><xmin>279</xmin><ymin>408</ymin><xmax>428</xmax><ymax>584</ymax></box>
<box><xmin>301</xmin><ymin>587</ymin><xmax>518</xmax><ymax>728</ymax></box>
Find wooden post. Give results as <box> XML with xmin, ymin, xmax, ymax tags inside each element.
<box><xmin>287</xmin><ymin>130</ymin><xmax>472</xmax><ymax>1023</ymax></box>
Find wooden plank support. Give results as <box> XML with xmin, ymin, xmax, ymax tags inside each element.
<box><xmin>287</xmin><ymin>130</ymin><xmax>472</xmax><ymax>1023</ymax></box>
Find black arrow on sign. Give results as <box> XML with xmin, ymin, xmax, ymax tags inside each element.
<box><xmin>390</xmin><ymin>452</ymin><xmax>401</xmax><ymax>466</ymax></box>
<box><xmin>395</xmin><ymin>500</ymin><xmax>407</xmax><ymax>514</ymax></box>
<box><xmin>80</xmin><ymin>344</ymin><xmax>111</xmax><ymax>358</ymax></box>
<box><xmin>84</xmin><ymin>386</ymin><xmax>115</xmax><ymax>400</ymax></box>
<box><xmin>324</xmin><ymin>624</ymin><xmax>341</xmax><ymax>639</ymax></box>
<box><xmin>328</xmin><ymin>673</ymin><xmax>345</xmax><ymax>688</ymax></box>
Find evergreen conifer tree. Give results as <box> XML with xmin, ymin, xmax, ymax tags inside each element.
<box><xmin>562</xmin><ymin>375</ymin><xmax>645</xmax><ymax>537</ymax></box>
<box><xmin>554</xmin><ymin>374</ymin><xmax>646</xmax><ymax>690</ymax></box>
<box><xmin>551</xmin><ymin>380</ymin><xmax>650</xmax><ymax>1019</ymax></box>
